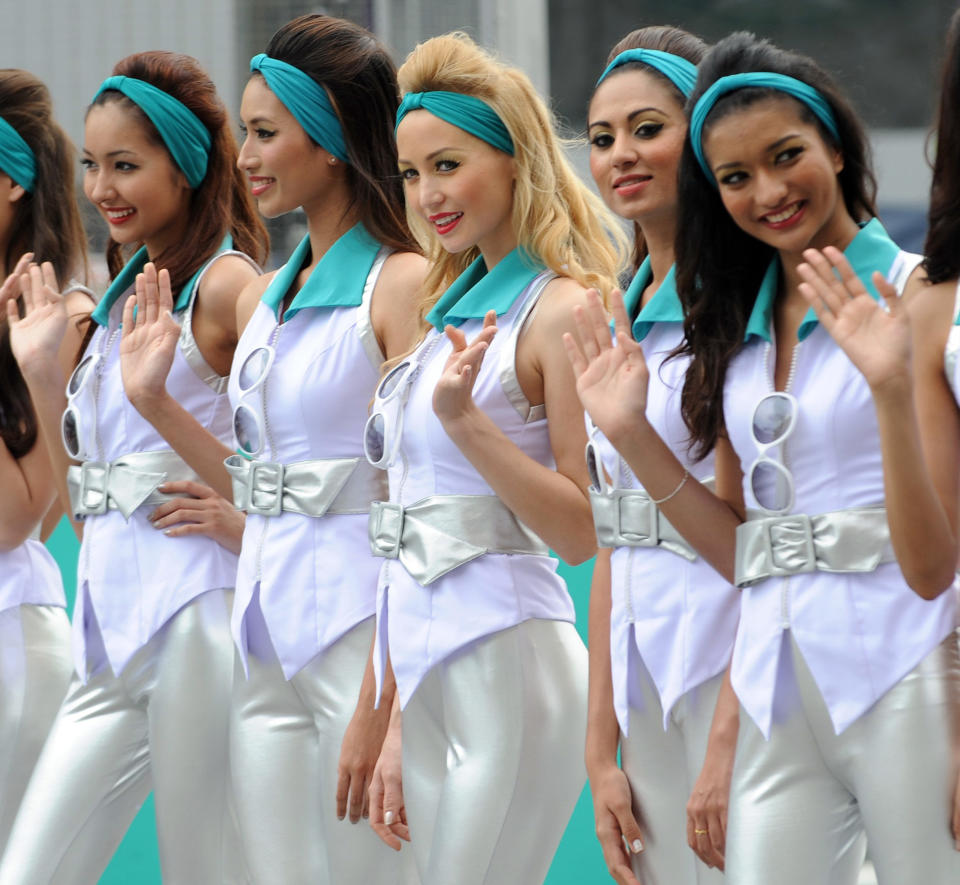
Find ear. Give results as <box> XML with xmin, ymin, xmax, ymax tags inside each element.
<box><xmin>2</xmin><ymin>175</ymin><xmax>26</xmax><ymax>204</ymax></box>
<box><xmin>831</xmin><ymin>147</ymin><xmax>844</xmax><ymax>175</ymax></box>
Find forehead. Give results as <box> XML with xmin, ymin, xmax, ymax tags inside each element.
<box><xmin>240</xmin><ymin>75</ymin><xmax>294</xmax><ymax>124</ymax></box>
<box><xmin>396</xmin><ymin>109</ymin><xmax>488</xmax><ymax>159</ymax></box>
<box><xmin>589</xmin><ymin>68</ymin><xmax>685</xmax><ymax>121</ymax></box>
<box><xmin>702</xmin><ymin>95</ymin><xmax>823</xmax><ymax>162</ymax></box>
<box><xmin>83</xmin><ymin>100</ymin><xmax>158</xmax><ymax>154</ymax></box>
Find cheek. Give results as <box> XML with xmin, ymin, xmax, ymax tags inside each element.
<box><xmin>588</xmin><ymin>150</ymin><xmax>608</xmax><ymax>188</ymax></box>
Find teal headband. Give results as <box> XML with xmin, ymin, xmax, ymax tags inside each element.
<box><xmin>689</xmin><ymin>72</ymin><xmax>841</xmax><ymax>185</ymax></box>
<box><xmin>396</xmin><ymin>91</ymin><xmax>514</xmax><ymax>156</ymax></box>
<box><xmin>249</xmin><ymin>53</ymin><xmax>349</xmax><ymax>164</ymax></box>
<box><xmin>0</xmin><ymin>116</ymin><xmax>36</xmax><ymax>192</ymax></box>
<box><xmin>93</xmin><ymin>76</ymin><xmax>211</xmax><ymax>188</ymax></box>
<box><xmin>596</xmin><ymin>49</ymin><xmax>698</xmax><ymax>98</ymax></box>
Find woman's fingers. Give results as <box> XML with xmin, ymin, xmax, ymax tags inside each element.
<box><xmin>143</xmin><ymin>262</ymin><xmax>160</xmax><ymax>325</ymax></box>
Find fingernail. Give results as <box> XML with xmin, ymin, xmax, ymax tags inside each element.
<box><xmin>632</xmin><ymin>838</ymin><xmax>644</xmax><ymax>854</ymax></box>
<box><xmin>384</xmin><ymin>810</ymin><xmax>395</xmax><ymax>825</ymax></box>
<box><xmin>337</xmin><ymin>813</ymin><xmax>344</xmax><ymax>821</ymax></box>
<box><xmin>163</xmin><ymin>529</ymin><xmax>173</xmax><ymax>536</ymax></box>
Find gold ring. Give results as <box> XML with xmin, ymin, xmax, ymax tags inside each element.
<box><xmin>694</xmin><ymin>828</ymin><xmax>708</xmax><ymax>836</ymax></box>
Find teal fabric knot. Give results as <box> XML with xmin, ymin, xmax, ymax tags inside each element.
<box><xmin>249</xmin><ymin>54</ymin><xmax>349</xmax><ymax>163</ymax></box>
<box><xmin>0</xmin><ymin>116</ymin><xmax>36</xmax><ymax>192</ymax></box>
<box><xmin>396</xmin><ymin>91</ymin><xmax>514</xmax><ymax>156</ymax></box>
<box><xmin>93</xmin><ymin>76</ymin><xmax>211</xmax><ymax>188</ymax></box>
<box><xmin>690</xmin><ymin>72</ymin><xmax>840</xmax><ymax>186</ymax></box>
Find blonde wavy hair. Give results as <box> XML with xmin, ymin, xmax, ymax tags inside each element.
<box><xmin>397</xmin><ymin>32</ymin><xmax>628</xmax><ymax>337</ymax></box>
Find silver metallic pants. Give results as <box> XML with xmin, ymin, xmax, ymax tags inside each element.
<box><xmin>0</xmin><ymin>605</ymin><xmax>72</xmax><ymax>857</ymax></box>
<box><xmin>727</xmin><ymin>633</ymin><xmax>960</xmax><ymax>884</ymax></box>
<box><xmin>621</xmin><ymin>648</ymin><xmax>726</xmax><ymax>885</ymax></box>
<box><xmin>402</xmin><ymin>619</ymin><xmax>588</xmax><ymax>885</ymax></box>
<box><xmin>231</xmin><ymin>613</ymin><xmax>415</xmax><ymax>884</ymax></box>
<box><xmin>0</xmin><ymin>589</ymin><xmax>245</xmax><ymax>885</ymax></box>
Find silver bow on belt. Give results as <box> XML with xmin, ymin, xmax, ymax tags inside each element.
<box><xmin>368</xmin><ymin>494</ymin><xmax>549</xmax><ymax>585</ymax></box>
<box><xmin>735</xmin><ymin>507</ymin><xmax>895</xmax><ymax>588</ymax></box>
<box><xmin>67</xmin><ymin>450</ymin><xmax>195</xmax><ymax>520</ymax></box>
<box><xmin>225</xmin><ymin>454</ymin><xmax>386</xmax><ymax>518</ymax></box>
<box><xmin>590</xmin><ymin>488</ymin><xmax>697</xmax><ymax>561</ymax></box>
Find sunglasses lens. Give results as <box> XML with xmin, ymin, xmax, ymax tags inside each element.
<box><xmin>239</xmin><ymin>347</ymin><xmax>271</xmax><ymax>392</ymax></box>
<box><xmin>364</xmin><ymin>413</ymin><xmax>386</xmax><ymax>464</ymax></box>
<box><xmin>234</xmin><ymin>405</ymin><xmax>261</xmax><ymax>455</ymax></box>
<box><xmin>378</xmin><ymin>362</ymin><xmax>409</xmax><ymax>400</ymax></box>
<box><xmin>586</xmin><ymin>443</ymin><xmax>603</xmax><ymax>491</ymax></box>
<box><xmin>751</xmin><ymin>460</ymin><xmax>792</xmax><ymax>512</ymax></box>
<box><xmin>62</xmin><ymin>410</ymin><xmax>80</xmax><ymax>458</ymax></box>
<box><xmin>68</xmin><ymin>355</ymin><xmax>94</xmax><ymax>395</ymax></box>
<box><xmin>753</xmin><ymin>393</ymin><xmax>795</xmax><ymax>445</ymax></box>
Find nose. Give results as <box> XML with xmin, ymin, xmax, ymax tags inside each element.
<box><xmin>237</xmin><ymin>134</ymin><xmax>256</xmax><ymax>171</ymax></box>
<box><xmin>610</xmin><ymin>132</ymin><xmax>638</xmax><ymax>168</ymax></box>
<box><xmin>86</xmin><ymin>168</ymin><xmax>114</xmax><ymax>204</ymax></box>
<box><xmin>417</xmin><ymin>176</ymin><xmax>442</xmax><ymax>212</ymax></box>
<box><xmin>754</xmin><ymin>168</ymin><xmax>789</xmax><ymax>208</ymax></box>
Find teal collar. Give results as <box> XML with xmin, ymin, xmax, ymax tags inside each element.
<box><xmin>744</xmin><ymin>218</ymin><xmax>901</xmax><ymax>343</ymax></box>
<box><xmin>90</xmin><ymin>234</ymin><xmax>232</xmax><ymax>327</ymax></box>
<box><xmin>262</xmin><ymin>224</ymin><xmax>381</xmax><ymax>321</ymax></box>
<box><xmin>426</xmin><ymin>247</ymin><xmax>545</xmax><ymax>331</ymax></box>
<box><xmin>623</xmin><ymin>258</ymin><xmax>683</xmax><ymax>342</ymax></box>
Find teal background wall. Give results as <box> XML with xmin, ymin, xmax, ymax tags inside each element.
<box><xmin>47</xmin><ymin>522</ymin><xmax>606</xmax><ymax>883</ymax></box>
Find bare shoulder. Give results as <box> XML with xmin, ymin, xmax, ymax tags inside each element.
<box><xmin>530</xmin><ymin>276</ymin><xmax>592</xmax><ymax>336</ymax></box>
<box><xmin>377</xmin><ymin>252</ymin><xmax>428</xmax><ymax>304</ymax></box>
<box><xmin>198</xmin><ymin>254</ymin><xmax>262</xmax><ymax>308</ymax></box>
<box><xmin>371</xmin><ymin>251</ymin><xmax>428</xmax><ymax>359</ymax></box>
<box><xmin>64</xmin><ymin>286</ymin><xmax>95</xmax><ymax>320</ymax></box>
<box><xmin>235</xmin><ymin>270</ymin><xmax>276</xmax><ymax>333</ymax></box>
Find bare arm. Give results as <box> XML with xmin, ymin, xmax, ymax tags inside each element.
<box><xmin>564</xmin><ymin>289</ymin><xmax>745</xmax><ymax>581</ymax></box>
<box><xmin>369</xmin><ymin>251</ymin><xmax>429</xmax><ymax>362</ymax></box>
<box><xmin>798</xmin><ymin>250</ymin><xmax>957</xmax><ymax>599</ymax></box>
<box><xmin>584</xmin><ymin>549</ymin><xmax>644</xmax><ymax>885</ymax></box>
<box><xmin>435</xmin><ymin>281</ymin><xmax>599</xmax><ymax>565</ymax></box>
<box><xmin>121</xmin><ymin>263</ymin><xmax>265</xmax><ymax>500</ymax></box>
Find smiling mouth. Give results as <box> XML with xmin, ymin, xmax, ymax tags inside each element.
<box><xmin>761</xmin><ymin>201</ymin><xmax>805</xmax><ymax>226</ymax></box>
<box><xmin>105</xmin><ymin>208</ymin><xmax>135</xmax><ymax>224</ymax></box>
<box><xmin>431</xmin><ymin>212</ymin><xmax>463</xmax><ymax>235</ymax></box>
<box><xmin>250</xmin><ymin>178</ymin><xmax>275</xmax><ymax>196</ymax></box>
<box><xmin>613</xmin><ymin>175</ymin><xmax>651</xmax><ymax>191</ymax></box>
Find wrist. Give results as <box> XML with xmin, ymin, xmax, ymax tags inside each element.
<box><xmin>129</xmin><ymin>388</ymin><xmax>173</xmax><ymax>416</ymax></box>
<box><xmin>440</xmin><ymin>402</ymin><xmax>485</xmax><ymax>443</ymax></box>
<box><xmin>869</xmin><ymin>370</ymin><xmax>912</xmax><ymax>405</ymax></box>
<box><xmin>604</xmin><ymin>410</ymin><xmax>654</xmax><ymax>452</ymax></box>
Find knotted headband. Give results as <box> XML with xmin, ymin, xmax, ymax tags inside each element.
<box><xmin>596</xmin><ymin>49</ymin><xmax>698</xmax><ymax>97</ymax></box>
<box><xmin>396</xmin><ymin>91</ymin><xmax>514</xmax><ymax>156</ymax></box>
<box><xmin>0</xmin><ymin>116</ymin><xmax>36</xmax><ymax>192</ymax></box>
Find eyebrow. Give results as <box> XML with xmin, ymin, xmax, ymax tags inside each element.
<box><xmin>81</xmin><ymin>148</ymin><xmax>138</xmax><ymax>158</ymax></box>
<box><xmin>243</xmin><ymin>116</ymin><xmax>276</xmax><ymax>127</ymax></box>
<box><xmin>397</xmin><ymin>146</ymin><xmax>461</xmax><ymax>165</ymax></box>
<box><xmin>712</xmin><ymin>133</ymin><xmax>802</xmax><ymax>173</ymax></box>
<box><xmin>588</xmin><ymin>107</ymin><xmax>664</xmax><ymax>131</ymax></box>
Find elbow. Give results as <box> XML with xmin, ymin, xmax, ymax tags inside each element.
<box><xmin>553</xmin><ymin>520</ymin><xmax>598</xmax><ymax>566</ymax></box>
<box><xmin>0</xmin><ymin>527</ymin><xmax>31</xmax><ymax>552</ymax></box>
<box><xmin>904</xmin><ymin>565</ymin><xmax>957</xmax><ymax>601</ymax></box>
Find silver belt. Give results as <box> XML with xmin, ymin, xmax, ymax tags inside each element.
<box><xmin>590</xmin><ymin>488</ymin><xmax>697</xmax><ymax>561</ymax></box>
<box><xmin>735</xmin><ymin>506</ymin><xmax>895</xmax><ymax>588</ymax></box>
<box><xmin>225</xmin><ymin>454</ymin><xmax>386</xmax><ymax>518</ymax></box>
<box><xmin>67</xmin><ymin>450</ymin><xmax>197</xmax><ymax>520</ymax></box>
<box><xmin>368</xmin><ymin>494</ymin><xmax>549</xmax><ymax>585</ymax></box>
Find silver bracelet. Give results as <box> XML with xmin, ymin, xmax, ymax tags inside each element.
<box><xmin>650</xmin><ymin>468</ymin><xmax>689</xmax><ymax>505</ymax></box>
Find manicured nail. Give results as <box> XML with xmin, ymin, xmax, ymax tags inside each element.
<box><xmin>384</xmin><ymin>810</ymin><xmax>395</xmax><ymax>826</ymax></box>
<box><xmin>631</xmin><ymin>838</ymin><xmax>644</xmax><ymax>854</ymax></box>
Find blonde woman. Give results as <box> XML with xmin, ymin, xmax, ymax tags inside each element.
<box><xmin>365</xmin><ymin>32</ymin><xmax>626</xmax><ymax>885</ymax></box>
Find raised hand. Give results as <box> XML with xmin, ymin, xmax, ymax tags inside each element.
<box><xmin>797</xmin><ymin>247</ymin><xmax>911</xmax><ymax>392</ymax></box>
<box><xmin>6</xmin><ymin>261</ymin><xmax>70</xmax><ymax>378</ymax></box>
<box><xmin>432</xmin><ymin>309</ymin><xmax>498</xmax><ymax>426</ymax></box>
<box><xmin>0</xmin><ymin>252</ymin><xmax>33</xmax><ymax>312</ymax></box>
<box><xmin>563</xmin><ymin>288</ymin><xmax>650</xmax><ymax>443</ymax></box>
<box><xmin>120</xmin><ymin>262</ymin><xmax>181</xmax><ymax>408</ymax></box>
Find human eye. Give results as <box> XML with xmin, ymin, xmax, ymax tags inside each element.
<box><xmin>635</xmin><ymin>121</ymin><xmax>664</xmax><ymax>139</ymax></box>
<box><xmin>774</xmin><ymin>145</ymin><xmax>804</xmax><ymax>165</ymax></box>
<box><xmin>589</xmin><ymin>131</ymin><xmax>613</xmax><ymax>149</ymax></box>
<box><xmin>79</xmin><ymin>158</ymin><xmax>97</xmax><ymax>172</ymax></box>
<box><xmin>399</xmin><ymin>167</ymin><xmax>418</xmax><ymax>181</ymax></box>
<box><xmin>255</xmin><ymin>127</ymin><xmax>276</xmax><ymax>140</ymax></box>
<box><xmin>114</xmin><ymin>161</ymin><xmax>137</xmax><ymax>172</ymax></box>
<box><xmin>718</xmin><ymin>169</ymin><xmax>748</xmax><ymax>187</ymax></box>
<box><xmin>435</xmin><ymin>157</ymin><xmax>460</xmax><ymax>173</ymax></box>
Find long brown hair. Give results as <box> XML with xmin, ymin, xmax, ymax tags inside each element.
<box><xmin>593</xmin><ymin>27</ymin><xmax>708</xmax><ymax>270</ymax></box>
<box><xmin>924</xmin><ymin>8</ymin><xmax>960</xmax><ymax>284</ymax></box>
<box><xmin>262</xmin><ymin>14</ymin><xmax>418</xmax><ymax>255</ymax></box>
<box><xmin>90</xmin><ymin>51</ymin><xmax>268</xmax><ymax>295</ymax></box>
<box><xmin>0</xmin><ymin>69</ymin><xmax>88</xmax><ymax>458</ymax></box>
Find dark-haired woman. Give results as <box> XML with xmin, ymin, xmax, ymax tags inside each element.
<box><xmin>113</xmin><ymin>16</ymin><xmax>426</xmax><ymax>884</ymax></box>
<box><xmin>582</xmin><ymin>27</ymin><xmax>740</xmax><ymax>885</ymax></box>
<box><xmin>0</xmin><ymin>51</ymin><xmax>267</xmax><ymax>884</ymax></box>
<box><xmin>0</xmin><ymin>69</ymin><xmax>89</xmax><ymax>858</ymax></box>
<box><xmin>909</xmin><ymin>6</ymin><xmax>960</xmax><ymax>851</ymax></box>
<box><xmin>567</xmin><ymin>31</ymin><xmax>959</xmax><ymax>884</ymax></box>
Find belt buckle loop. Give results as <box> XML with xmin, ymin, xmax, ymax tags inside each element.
<box><xmin>615</xmin><ymin>490</ymin><xmax>659</xmax><ymax>547</ymax></box>
<box><xmin>369</xmin><ymin>501</ymin><xmax>404</xmax><ymax>559</ymax></box>
<box><xmin>247</xmin><ymin>460</ymin><xmax>285</xmax><ymax>517</ymax></box>
<box><xmin>78</xmin><ymin>460</ymin><xmax>110</xmax><ymax>515</ymax></box>
<box><xmin>761</xmin><ymin>513</ymin><xmax>816</xmax><ymax>576</ymax></box>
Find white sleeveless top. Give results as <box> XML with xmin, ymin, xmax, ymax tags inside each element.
<box><xmin>596</xmin><ymin>268</ymin><xmax>739</xmax><ymax>732</ymax></box>
<box><xmin>724</xmin><ymin>229</ymin><xmax>956</xmax><ymax>738</ymax></box>
<box><xmin>0</xmin><ymin>536</ymin><xmax>65</xmax><ymax>615</ymax></box>
<box><xmin>229</xmin><ymin>248</ymin><xmax>390</xmax><ymax>678</ymax></box>
<box><xmin>943</xmin><ymin>280</ymin><xmax>960</xmax><ymax>405</ymax></box>
<box><xmin>374</xmin><ymin>271</ymin><xmax>576</xmax><ymax>709</ymax></box>
<box><xmin>73</xmin><ymin>249</ymin><xmax>257</xmax><ymax>678</ymax></box>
